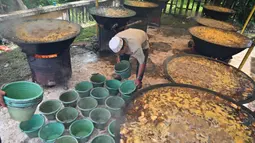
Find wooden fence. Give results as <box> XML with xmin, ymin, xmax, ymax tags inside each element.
<box><xmin>163</xmin><ymin>0</ymin><xmax>252</xmax><ymax>17</ymax></box>
<box><xmin>0</xmin><ymin>0</ymin><xmax>251</xmax><ymax>25</ymax></box>
<box><xmin>68</xmin><ymin>6</ymin><xmax>94</xmax><ymax>24</ymax></box>
<box><xmin>67</xmin><ymin>0</ymin><xmax>113</xmax><ymax>24</ymax></box>
<box><xmin>66</xmin><ymin>0</ymin><xmax>252</xmax><ymax>24</ymax></box>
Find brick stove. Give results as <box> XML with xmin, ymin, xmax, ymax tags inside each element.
<box><xmin>98</xmin><ymin>26</ymin><xmax>119</xmax><ymax>51</ymax></box>
<box><xmin>27</xmin><ymin>48</ymin><xmax>72</xmax><ymax>87</ymax></box>
<box><xmin>148</xmin><ymin>0</ymin><xmax>168</xmax><ymax>27</ymax></box>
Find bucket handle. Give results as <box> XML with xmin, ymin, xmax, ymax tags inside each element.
<box><xmin>1</xmin><ymin>83</ymin><xmax>7</xmax><ymax>89</ymax></box>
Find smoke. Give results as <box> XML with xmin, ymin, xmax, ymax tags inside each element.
<box><xmin>0</xmin><ymin>18</ymin><xmax>25</xmax><ymax>40</ymax></box>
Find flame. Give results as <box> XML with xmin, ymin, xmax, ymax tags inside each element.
<box><xmin>34</xmin><ymin>54</ymin><xmax>57</xmax><ymax>58</ymax></box>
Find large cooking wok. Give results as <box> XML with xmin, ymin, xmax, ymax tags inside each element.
<box><xmin>163</xmin><ymin>54</ymin><xmax>255</xmax><ymax>104</ymax></box>
<box><xmin>89</xmin><ymin>6</ymin><xmax>136</xmax><ymax>31</ymax></box>
<box><xmin>146</xmin><ymin>0</ymin><xmax>168</xmax><ymax>8</ymax></box>
<box><xmin>203</xmin><ymin>5</ymin><xmax>235</xmax><ymax>21</ymax></box>
<box><xmin>0</xmin><ymin>19</ymin><xmax>81</xmax><ymax>55</ymax></box>
<box><xmin>124</xmin><ymin>0</ymin><xmax>159</xmax><ymax>17</ymax></box>
<box><xmin>189</xmin><ymin>26</ymin><xmax>252</xmax><ymax>60</ymax></box>
<box><xmin>117</xmin><ymin>83</ymin><xmax>255</xmax><ymax>142</ymax></box>
<box><xmin>146</xmin><ymin>0</ymin><xmax>168</xmax><ymax>27</ymax></box>
<box><xmin>195</xmin><ymin>17</ymin><xmax>239</xmax><ymax>32</ymax></box>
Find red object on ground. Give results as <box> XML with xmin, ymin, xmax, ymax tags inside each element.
<box><xmin>0</xmin><ymin>45</ymin><xmax>11</xmax><ymax>52</ymax></box>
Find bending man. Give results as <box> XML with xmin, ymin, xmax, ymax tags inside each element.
<box><xmin>109</xmin><ymin>28</ymin><xmax>149</xmax><ymax>89</ymax></box>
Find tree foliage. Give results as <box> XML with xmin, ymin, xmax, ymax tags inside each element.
<box><xmin>22</xmin><ymin>0</ymin><xmax>78</xmax><ymax>9</ymax></box>
<box><xmin>0</xmin><ymin>0</ymin><xmax>21</xmax><ymax>13</ymax></box>
<box><xmin>234</xmin><ymin>0</ymin><xmax>255</xmax><ymax>25</ymax></box>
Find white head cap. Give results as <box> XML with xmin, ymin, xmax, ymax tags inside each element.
<box><xmin>109</xmin><ymin>36</ymin><xmax>123</xmax><ymax>53</ymax></box>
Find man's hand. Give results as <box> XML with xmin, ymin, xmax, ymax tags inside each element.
<box><xmin>134</xmin><ymin>79</ymin><xmax>142</xmax><ymax>89</ymax></box>
<box><xmin>0</xmin><ymin>90</ymin><xmax>6</xmax><ymax>107</ymax></box>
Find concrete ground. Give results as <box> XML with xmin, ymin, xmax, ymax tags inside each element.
<box><xmin>0</xmin><ymin>16</ymin><xmax>254</xmax><ymax>143</ymax></box>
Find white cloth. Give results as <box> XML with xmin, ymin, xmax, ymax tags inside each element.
<box><xmin>115</xmin><ymin>28</ymin><xmax>149</xmax><ymax>64</ymax></box>
<box><xmin>109</xmin><ymin>36</ymin><xmax>124</xmax><ymax>53</ymax></box>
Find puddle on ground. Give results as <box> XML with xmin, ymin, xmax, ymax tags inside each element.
<box><xmin>71</xmin><ymin>47</ymin><xmax>99</xmax><ymax>64</ymax></box>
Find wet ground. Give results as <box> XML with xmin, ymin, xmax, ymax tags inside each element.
<box><xmin>0</xmin><ymin>15</ymin><xmax>255</xmax><ymax>143</ymax></box>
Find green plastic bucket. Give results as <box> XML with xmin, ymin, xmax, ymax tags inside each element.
<box><xmin>105</xmin><ymin>96</ymin><xmax>125</xmax><ymax>117</ymax></box>
<box><xmin>39</xmin><ymin>100</ymin><xmax>62</xmax><ymax>120</ymax></box>
<box><xmin>108</xmin><ymin>120</ymin><xmax>116</xmax><ymax>138</ymax></box>
<box><xmin>56</xmin><ymin>107</ymin><xmax>79</xmax><ymax>129</ymax></box>
<box><xmin>121</xmin><ymin>94</ymin><xmax>132</xmax><ymax>103</ymax></box>
<box><xmin>2</xmin><ymin>81</ymin><xmax>43</xmax><ymax>121</ymax></box>
<box><xmin>89</xmin><ymin>108</ymin><xmax>111</xmax><ymax>130</ymax></box>
<box><xmin>90</xmin><ymin>87</ymin><xmax>110</xmax><ymax>105</ymax></box>
<box><xmin>91</xmin><ymin>134</ymin><xmax>115</xmax><ymax>143</ymax></box>
<box><xmin>38</xmin><ymin>122</ymin><xmax>65</xmax><ymax>143</ymax></box>
<box><xmin>75</xmin><ymin>81</ymin><xmax>93</xmax><ymax>98</ymax></box>
<box><xmin>114</xmin><ymin>60</ymin><xmax>131</xmax><ymax>79</ymax></box>
<box><xmin>55</xmin><ymin>135</ymin><xmax>78</xmax><ymax>143</ymax></box>
<box><xmin>69</xmin><ymin>119</ymin><xmax>94</xmax><ymax>142</ymax></box>
<box><xmin>90</xmin><ymin>73</ymin><xmax>106</xmax><ymax>87</ymax></box>
<box><xmin>105</xmin><ymin>80</ymin><xmax>121</xmax><ymax>96</ymax></box>
<box><xmin>19</xmin><ymin>114</ymin><xmax>45</xmax><ymax>138</ymax></box>
<box><xmin>59</xmin><ymin>90</ymin><xmax>78</xmax><ymax>108</ymax></box>
<box><xmin>77</xmin><ymin>97</ymin><xmax>98</xmax><ymax>117</ymax></box>
<box><xmin>119</xmin><ymin>80</ymin><xmax>136</xmax><ymax>102</ymax></box>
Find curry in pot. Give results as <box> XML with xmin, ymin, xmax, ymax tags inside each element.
<box><xmin>121</xmin><ymin>86</ymin><xmax>255</xmax><ymax>143</ymax></box>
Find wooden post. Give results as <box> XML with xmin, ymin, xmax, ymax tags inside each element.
<box><xmin>185</xmin><ymin>0</ymin><xmax>191</xmax><ymax>15</ymax></box>
<box><xmin>238</xmin><ymin>5</ymin><xmax>255</xmax><ymax>70</ymax></box>
<box><xmin>179</xmin><ymin>0</ymin><xmax>184</xmax><ymax>15</ymax></box>
<box><xmin>68</xmin><ymin>9</ymin><xmax>71</xmax><ymax>22</ymax></box>
<box><xmin>16</xmin><ymin>0</ymin><xmax>27</xmax><ymax>10</ymax></box>
<box><xmin>174</xmin><ymin>0</ymin><xmax>178</xmax><ymax>14</ymax></box>
<box><xmin>96</xmin><ymin>0</ymin><xmax>99</xmax><ymax>37</ymax></box>
<box><xmin>169</xmin><ymin>0</ymin><xmax>174</xmax><ymax>15</ymax></box>
<box><xmin>120</xmin><ymin>0</ymin><xmax>124</xmax><ymax>6</ymax></box>
<box><xmin>195</xmin><ymin>0</ymin><xmax>201</xmax><ymax>16</ymax></box>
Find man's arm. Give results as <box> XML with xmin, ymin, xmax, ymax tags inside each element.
<box><xmin>116</xmin><ymin>55</ymin><xmax>120</xmax><ymax>63</ymax></box>
<box><xmin>133</xmin><ymin>48</ymin><xmax>146</xmax><ymax>86</ymax></box>
<box><xmin>136</xmin><ymin>63</ymin><xmax>146</xmax><ymax>81</ymax></box>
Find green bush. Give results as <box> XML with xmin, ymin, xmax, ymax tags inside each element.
<box><xmin>23</xmin><ymin>0</ymin><xmax>78</xmax><ymax>9</ymax></box>
<box><xmin>235</xmin><ymin>0</ymin><xmax>255</xmax><ymax>25</ymax></box>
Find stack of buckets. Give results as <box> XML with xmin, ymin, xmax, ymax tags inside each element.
<box><xmin>1</xmin><ymin>81</ymin><xmax>44</xmax><ymax>122</ymax></box>
<box><xmin>1</xmin><ymin>59</ymin><xmax>136</xmax><ymax>143</ymax></box>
